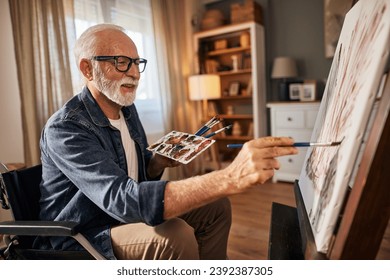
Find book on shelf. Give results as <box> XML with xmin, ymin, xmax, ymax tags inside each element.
<box><xmin>247</xmin><ymin>122</ymin><xmax>254</xmax><ymax>137</ymax></box>
<box><xmin>205</xmin><ymin>59</ymin><xmax>219</xmax><ymax>73</ymax></box>
<box><xmin>246</xmin><ymin>77</ymin><xmax>252</xmax><ymax>96</ymax></box>
<box><xmin>236</xmin><ymin>53</ymin><xmax>244</xmax><ymax>70</ymax></box>
<box><xmin>243</xmin><ymin>53</ymin><xmax>251</xmax><ymax>69</ymax></box>
<box><xmin>207</xmin><ymin>101</ymin><xmax>218</xmax><ymax>116</ymax></box>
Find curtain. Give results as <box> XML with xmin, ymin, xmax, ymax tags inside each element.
<box><xmin>151</xmin><ymin>0</ymin><xmax>204</xmax><ymax>179</ymax></box>
<box><xmin>69</xmin><ymin>0</ymin><xmax>166</xmax><ymax>147</ymax></box>
<box><xmin>8</xmin><ymin>0</ymin><xmax>73</xmax><ymax>166</ymax></box>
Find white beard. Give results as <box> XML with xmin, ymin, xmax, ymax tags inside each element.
<box><xmin>92</xmin><ymin>63</ymin><xmax>138</xmax><ymax>106</ymax></box>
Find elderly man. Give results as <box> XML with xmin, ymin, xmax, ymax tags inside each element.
<box><xmin>34</xmin><ymin>23</ymin><xmax>297</xmax><ymax>260</ymax></box>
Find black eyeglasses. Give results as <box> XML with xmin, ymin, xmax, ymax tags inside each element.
<box><xmin>92</xmin><ymin>55</ymin><xmax>147</xmax><ymax>73</ymax></box>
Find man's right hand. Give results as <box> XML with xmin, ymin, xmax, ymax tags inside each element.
<box><xmin>163</xmin><ymin>136</ymin><xmax>298</xmax><ymax>219</ymax></box>
<box><xmin>223</xmin><ymin>136</ymin><xmax>298</xmax><ymax>193</ymax></box>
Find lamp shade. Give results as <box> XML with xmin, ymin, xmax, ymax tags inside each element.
<box><xmin>188</xmin><ymin>74</ymin><xmax>221</xmax><ymax>100</ymax></box>
<box><xmin>271</xmin><ymin>57</ymin><xmax>298</xmax><ymax>79</ymax></box>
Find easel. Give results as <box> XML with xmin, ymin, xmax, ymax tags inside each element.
<box><xmin>201</xmin><ymin>144</ymin><xmax>221</xmax><ymax>173</ymax></box>
<box><xmin>269</xmin><ymin>72</ymin><xmax>390</xmax><ymax>259</ymax></box>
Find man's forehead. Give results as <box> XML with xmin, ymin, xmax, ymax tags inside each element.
<box><xmin>95</xmin><ymin>30</ymin><xmax>138</xmax><ymax>55</ymax></box>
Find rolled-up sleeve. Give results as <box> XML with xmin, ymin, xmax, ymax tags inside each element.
<box><xmin>138</xmin><ymin>181</ymin><xmax>166</xmax><ymax>225</ymax></box>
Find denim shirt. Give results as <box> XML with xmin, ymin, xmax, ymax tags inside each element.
<box><xmin>34</xmin><ymin>87</ymin><xmax>167</xmax><ymax>259</ymax></box>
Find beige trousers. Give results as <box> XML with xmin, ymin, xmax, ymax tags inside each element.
<box><xmin>110</xmin><ymin>197</ymin><xmax>231</xmax><ymax>260</ymax></box>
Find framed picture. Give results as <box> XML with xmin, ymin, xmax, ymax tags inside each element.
<box><xmin>229</xmin><ymin>81</ymin><xmax>240</xmax><ymax>96</ymax></box>
<box><xmin>324</xmin><ymin>0</ymin><xmax>354</xmax><ymax>58</ymax></box>
<box><xmin>289</xmin><ymin>83</ymin><xmax>303</xmax><ymax>100</ymax></box>
<box><xmin>300</xmin><ymin>81</ymin><xmax>317</xmax><ymax>101</ymax></box>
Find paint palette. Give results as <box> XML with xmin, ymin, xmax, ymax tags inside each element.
<box><xmin>147</xmin><ymin>131</ymin><xmax>215</xmax><ymax>164</ymax></box>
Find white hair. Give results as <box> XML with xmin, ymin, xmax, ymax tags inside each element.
<box><xmin>73</xmin><ymin>23</ymin><xmax>126</xmax><ymax>69</ymax></box>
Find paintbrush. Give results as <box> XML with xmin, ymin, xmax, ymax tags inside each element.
<box><xmin>292</xmin><ymin>141</ymin><xmax>343</xmax><ymax>147</ymax></box>
<box><xmin>226</xmin><ymin>141</ymin><xmax>343</xmax><ymax>149</ymax></box>
<box><xmin>204</xmin><ymin>124</ymin><xmax>233</xmax><ymax>138</ymax></box>
<box><xmin>195</xmin><ymin>116</ymin><xmax>222</xmax><ymax>136</ymax></box>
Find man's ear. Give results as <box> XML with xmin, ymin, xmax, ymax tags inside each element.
<box><xmin>80</xmin><ymin>59</ymin><xmax>93</xmax><ymax>80</ymax></box>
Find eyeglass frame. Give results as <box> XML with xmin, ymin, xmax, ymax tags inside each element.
<box><xmin>92</xmin><ymin>55</ymin><xmax>148</xmax><ymax>73</ymax></box>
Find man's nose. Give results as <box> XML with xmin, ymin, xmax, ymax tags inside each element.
<box><xmin>125</xmin><ymin>64</ymin><xmax>140</xmax><ymax>79</ymax></box>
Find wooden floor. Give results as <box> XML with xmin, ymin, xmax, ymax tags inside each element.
<box><xmin>227</xmin><ymin>181</ymin><xmax>390</xmax><ymax>260</ymax></box>
<box><xmin>1</xmin><ymin>179</ymin><xmax>388</xmax><ymax>260</ymax></box>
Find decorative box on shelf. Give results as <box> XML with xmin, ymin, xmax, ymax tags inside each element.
<box><xmin>267</xmin><ymin>102</ymin><xmax>320</xmax><ymax>183</ymax></box>
<box><xmin>231</xmin><ymin>0</ymin><xmax>263</xmax><ymax>25</ymax></box>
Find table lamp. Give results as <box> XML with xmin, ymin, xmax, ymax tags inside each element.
<box><xmin>188</xmin><ymin>74</ymin><xmax>221</xmax><ymax>117</ymax></box>
<box><xmin>271</xmin><ymin>57</ymin><xmax>298</xmax><ymax>101</ymax></box>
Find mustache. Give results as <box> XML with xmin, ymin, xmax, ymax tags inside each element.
<box><xmin>121</xmin><ymin>78</ymin><xmax>139</xmax><ymax>86</ymax></box>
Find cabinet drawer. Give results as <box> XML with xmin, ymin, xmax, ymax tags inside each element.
<box><xmin>306</xmin><ymin>110</ymin><xmax>318</xmax><ymax>128</ymax></box>
<box><xmin>275</xmin><ymin>110</ymin><xmax>305</xmax><ymax>128</ymax></box>
<box><xmin>273</xmin><ymin>129</ymin><xmax>312</xmax><ymax>142</ymax></box>
<box><xmin>278</xmin><ymin>151</ymin><xmax>307</xmax><ymax>174</ymax></box>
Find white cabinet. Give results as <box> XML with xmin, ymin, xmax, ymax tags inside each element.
<box><xmin>267</xmin><ymin>102</ymin><xmax>320</xmax><ymax>183</ymax></box>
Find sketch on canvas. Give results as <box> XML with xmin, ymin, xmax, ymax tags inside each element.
<box><xmin>299</xmin><ymin>0</ymin><xmax>390</xmax><ymax>253</ymax></box>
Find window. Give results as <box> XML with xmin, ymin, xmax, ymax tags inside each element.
<box><xmin>68</xmin><ymin>0</ymin><xmax>165</xmax><ymax>143</ymax></box>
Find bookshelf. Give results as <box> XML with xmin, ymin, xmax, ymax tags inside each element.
<box><xmin>193</xmin><ymin>22</ymin><xmax>267</xmax><ymax>165</ymax></box>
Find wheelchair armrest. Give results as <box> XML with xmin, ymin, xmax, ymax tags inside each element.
<box><xmin>0</xmin><ymin>220</ymin><xmax>106</xmax><ymax>260</ymax></box>
<box><xmin>0</xmin><ymin>220</ymin><xmax>80</xmax><ymax>236</ymax></box>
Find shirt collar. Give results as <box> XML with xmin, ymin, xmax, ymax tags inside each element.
<box><xmin>80</xmin><ymin>86</ymin><xmax>132</xmax><ymax>127</ymax></box>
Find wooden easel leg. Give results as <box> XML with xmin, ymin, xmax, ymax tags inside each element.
<box><xmin>200</xmin><ymin>144</ymin><xmax>221</xmax><ymax>173</ymax></box>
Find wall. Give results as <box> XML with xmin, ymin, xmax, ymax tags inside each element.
<box><xmin>267</xmin><ymin>0</ymin><xmax>332</xmax><ymax>101</ymax></box>
<box><xmin>0</xmin><ymin>0</ymin><xmax>24</xmax><ymax>165</ymax></box>
<box><xmin>0</xmin><ymin>0</ymin><xmax>23</xmax><ymax>222</ymax></box>
<box><xmin>202</xmin><ymin>0</ymin><xmax>333</xmax><ymax>101</ymax></box>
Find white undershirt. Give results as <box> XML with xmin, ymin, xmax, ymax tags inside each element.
<box><xmin>109</xmin><ymin>111</ymin><xmax>138</xmax><ymax>182</ymax></box>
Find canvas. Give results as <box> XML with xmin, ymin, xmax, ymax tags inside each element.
<box><xmin>299</xmin><ymin>0</ymin><xmax>390</xmax><ymax>253</ymax></box>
